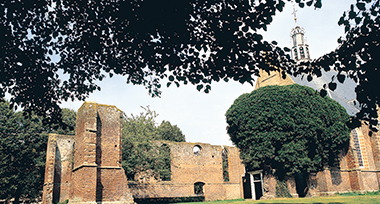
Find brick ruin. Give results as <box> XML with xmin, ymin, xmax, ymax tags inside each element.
<box><xmin>42</xmin><ymin>101</ymin><xmax>380</xmax><ymax>203</ymax></box>
<box><xmin>42</xmin><ymin>102</ymin><xmax>246</xmax><ymax>204</ymax></box>
<box><xmin>128</xmin><ymin>142</ymin><xmax>245</xmax><ymax>201</ymax></box>
<box><xmin>42</xmin><ymin>102</ymin><xmax>134</xmax><ymax>204</ymax></box>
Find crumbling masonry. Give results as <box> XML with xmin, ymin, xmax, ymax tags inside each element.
<box><xmin>128</xmin><ymin>142</ymin><xmax>245</xmax><ymax>201</ymax></box>
<box><xmin>42</xmin><ymin>102</ymin><xmax>245</xmax><ymax>204</ymax></box>
<box><xmin>42</xmin><ymin>102</ymin><xmax>134</xmax><ymax>204</ymax></box>
<box><xmin>42</xmin><ymin>101</ymin><xmax>380</xmax><ymax>203</ymax></box>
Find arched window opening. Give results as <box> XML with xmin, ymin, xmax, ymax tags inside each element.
<box><xmin>194</xmin><ymin>182</ymin><xmax>205</xmax><ymax>195</ymax></box>
<box><xmin>352</xmin><ymin>129</ymin><xmax>364</xmax><ymax>168</ymax></box>
<box><xmin>193</xmin><ymin>145</ymin><xmax>202</xmax><ymax>156</ymax></box>
<box><xmin>306</xmin><ymin>47</ymin><xmax>310</xmax><ymax>59</ymax></box>
<box><xmin>293</xmin><ymin>48</ymin><xmax>298</xmax><ymax>61</ymax></box>
<box><xmin>300</xmin><ymin>47</ymin><xmax>305</xmax><ymax>59</ymax></box>
<box><xmin>160</xmin><ymin>143</ymin><xmax>171</xmax><ymax>181</ymax></box>
<box><xmin>222</xmin><ymin>148</ymin><xmax>229</xmax><ymax>182</ymax></box>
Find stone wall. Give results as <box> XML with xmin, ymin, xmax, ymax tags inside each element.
<box><xmin>42</xmin><ymin>134</ymin><xmax>74</xmax><ymax>204</ymax></box>
<box><xmin>128</xmin><ymin>142</ymin><xmax>245</xmax><ymax>201</ymax></box>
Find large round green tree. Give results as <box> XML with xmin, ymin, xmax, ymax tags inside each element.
<box><xmin>226</xmin><ymin>84</ymin><xmax>350</xmax><ymax>178</ymax></box>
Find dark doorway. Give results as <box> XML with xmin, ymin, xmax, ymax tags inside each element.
<box><xmin>243</xmin><ymin>172</ymin><xmax>264</xmax><ymax>200</ymax></box>
<box><xmin>254</xmin><ymin>181</ymin><xmax>263</xmax><ymax>200</ymax></box>
<box><xmin>242</xmin><ymin>174</ymin><xmax>252</xmax><ymax>199</ymax></box>
<box><xmin>295</xmin><ymin>172</ymin><xmax>308</xmax><ymax>197</ymax></box>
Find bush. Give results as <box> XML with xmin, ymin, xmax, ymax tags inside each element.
<box><xmin>275</xmin><ymin>180</ymin><xmax>292</xmax><ymax>198</ymax></box>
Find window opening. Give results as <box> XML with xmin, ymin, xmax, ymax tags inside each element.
<box><xmin>222</xmin><ymin>148</ymin><xmax>229</xmax><ymax>182</ymax></box>
<box><xmin>300</xmin><ymin>47</ymin><xmax>305</xmax><ymax>59</ymax></box>
<box><xmin>352</xmin><ymin>129</ymin><xmax>364</xmax><ymax>168</ymax></box>
<box><xmin>293</xmin><ymin>48</ymin><xmax>298</xmax><ymax>61</ymax></box>
<box><xmin>160</xmin><ymin>144</ymin><xmax>171</xmax><ymax>181</ymax></box>
<box><xmin>194</xmin><ymin>182</ymin><xmax>205</xmax><ymax>195</ymax></box>
<box><xmin>193</xmin><ymin>145</ymin><xmax>202</xmax><ymax>156</ymax></box>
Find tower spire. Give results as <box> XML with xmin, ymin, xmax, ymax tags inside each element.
<box><xmin>290</xmin><ymin>6</ymin><xmax>311</xmax><ymax>63</ymax></box>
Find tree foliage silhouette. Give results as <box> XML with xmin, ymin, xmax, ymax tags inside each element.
<box><xmin>1</xmin><ymin>0</ymin><xmax>378</xmax><ymax>128</ymax></box>
<box><xmin>305</xmin><ymin>0</ymin><xmax>380</xmax><ymax>131</ymax></box>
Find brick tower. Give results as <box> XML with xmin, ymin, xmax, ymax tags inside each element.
<box><xmin>69</xmin><ymin>102</ymin><xmax>134</xmax><ymax>204</ymax></box>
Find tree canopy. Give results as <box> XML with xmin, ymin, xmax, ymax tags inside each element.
<box><xmin>0</xmin><ymin>100</ymin><xmax>76</xmax><ymax>203</ymax></box>
<box><xmin>225</xmin><ymin>85</ymin><xmax>350</xmax><ymax>178</ymax></box>
<box><xmin>305</xmin><ymin>0</ymin><xmax>380</xmax><ymax>131</ymax></box>
<box><xmin>157</xmin><ymin>120</ymin><xmax>186</xmax><ymax>142</ymax></box>
<box><xmin>121</xmin><ymin>106</ymin><xmax>185</xmax><ymax>181</ymax></box>
<box><xmin>0</xmin><ymin>0</ymin><xmax>378</xmax><ymax>128</ymax></box>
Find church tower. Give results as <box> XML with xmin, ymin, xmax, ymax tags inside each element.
<box><xmin>255</xmin><ymin>6</ymin><xmax>316</xmax><ymax>90</ymax></box>
<box><xmin>290</xmin><ymin>7</ymin><xmax>311</xmax><ymax>62</ymax></box>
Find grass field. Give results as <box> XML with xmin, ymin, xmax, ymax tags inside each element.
<box><xmin>177</xmin><ymin>194</ymin><xmax>380</xmax><ymax>204</ymax></box>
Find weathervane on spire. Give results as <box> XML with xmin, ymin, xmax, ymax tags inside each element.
<box><xmin>292</xmin><ymin>5</ymin><xmax>298</xmax><ymax>26</ymax></box>
<box><xmin>290</xmin><ymin>4</ymin><xmax>310</xmax><ymax>62</ymax></box>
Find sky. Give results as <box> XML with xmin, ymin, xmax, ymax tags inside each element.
<box><xmin>60</xmin><ymin>0</ymin><xmax>356</xmax><ymax>146</ymax></box>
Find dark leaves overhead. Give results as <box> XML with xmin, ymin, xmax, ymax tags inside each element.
<box><xmin>2</xmin><ymin>0</ymin><xmax>313</xmax><ymax>120</ymax></box>
<box><xmin>307</xmin><ymin>0</ymin><xmax>380</xmax><ymax>131</ymax></box>
<box><xmin>1</xmin><ymin>0</ymin><xmax>379</xmax><ymax>130</ymax></box>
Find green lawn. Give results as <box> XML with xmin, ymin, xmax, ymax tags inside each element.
<box><xmin>177</xmin><ymin>195</ymin><xmax>380</xmax><ymax>204</ymax></box>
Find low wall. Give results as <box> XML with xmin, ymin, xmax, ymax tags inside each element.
<box><xmin>128</xmin><ymin>181</ymin><xmax>242</xmax><ymax>201</ymax></box>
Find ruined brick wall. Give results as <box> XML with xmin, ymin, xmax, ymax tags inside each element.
<box><xmin>42</xmin><ymin>135</ymin><xmax>56</xmax><ymax>204</ymax></box>
<box><xmin>43</xmin><ymin>102</ymin><xmax>134</xmax><ymax>204</ymax></box>
<box><xmin>128</xmin><ymin>142</ymin><xmax>245</xmax><ymax>201</ymax></box>
<box><xmin>43</xmin><ymin>101</ymin><xmax>244</xmax><ymax>203</ymax></box>
<box><xmin>224</xmin><ymin>147</ymin><xmax>245</xmax><ymax>199</ymax></box>
<box><xmin>261</xmin><ymin>172</ymin><xmax>277</xmax><ymax>199</ymax></box>
<box><xmin>70</xmin><ymin>102</ymin><xmax>133</xmax><ymax>204</ymax></box>
<box><xmin>42</xmin><ymin>134</ymin><xmax>75</xmax><ymax>204</ymax></box>
<box><xmin>69</xmin><ymin>102</ymin><xmax>99</xmax><ymax>202</ymax></box>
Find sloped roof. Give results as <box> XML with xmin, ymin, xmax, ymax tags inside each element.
<box><xmin>290</xmin><ymin>71</ymin><xmax>360</xmax><ymax>116</ymax></box>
